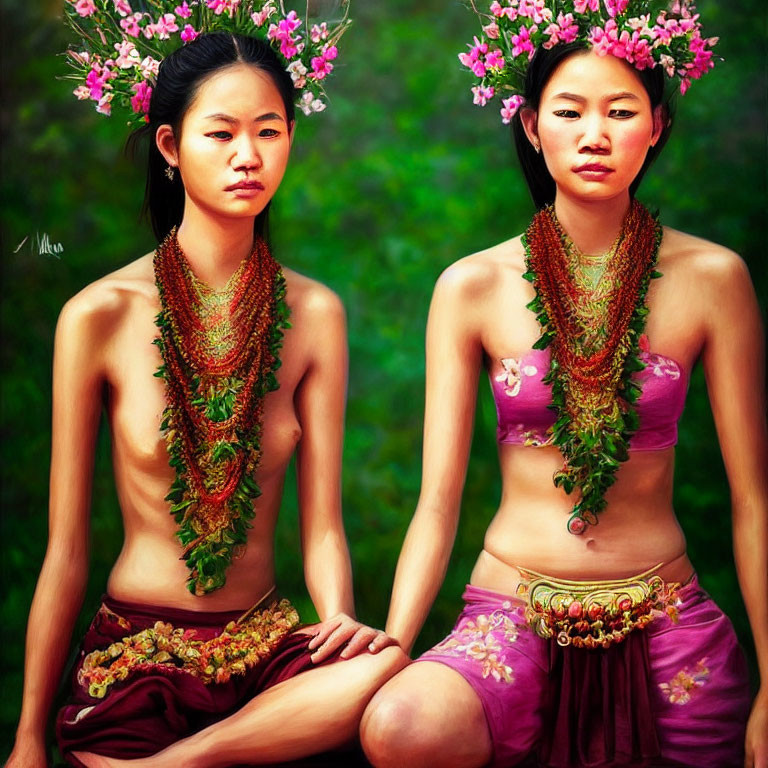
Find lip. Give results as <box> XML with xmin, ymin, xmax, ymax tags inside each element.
<box><xmin>573</xmin><ymin>162</ymin><xmax>614</xmax><ymax>179</ymax></box>
<box><xmin>225</xmin><ymin>180</ymin><xmax>265</xmax><ymax>191</ymax></box>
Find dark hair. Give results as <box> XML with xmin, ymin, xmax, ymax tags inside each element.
<box><xmin>126</xmin><ymin>33</ymin><xmax>295</xmax><ymax>242</ymax></box>
<box><xmin>512</xmin><ymin>43</ymin><xmax>674</xmax><ymax>209</ymax></box>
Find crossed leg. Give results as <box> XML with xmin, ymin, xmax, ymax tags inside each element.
<box><xmin>73</xmin><ymin>645</ymin><xmax>408</xmax><ymax>768</ymax></box>
<box><xmin>360</xmin><ymin>661</ymin><xmax>493</xmax><ymax>768</ymax></box>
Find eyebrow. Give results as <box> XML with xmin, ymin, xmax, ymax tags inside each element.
<box><xmin>552</xmin><ymin>91</ymin><xmax>641</xmax><ymax>102</ymax></box>
<box><xmin>203</xmin><ymin>112</ymin><xmax>285</xmax><ymax>123</ymax></box>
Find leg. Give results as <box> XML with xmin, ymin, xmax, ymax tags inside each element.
<box><xmin>73</xmin><ymin>646</ymin><xmax>408</xmax><ymax>768</ymax></box>
<box><xmin>360</xmin><ymin>660</ymin><xmax>493</xmax><ymax>768</ymax></box>
<box><xmin>648</xmin><ymin>581</ymin><xmax>751</xmax><ymax>768</ymax></box>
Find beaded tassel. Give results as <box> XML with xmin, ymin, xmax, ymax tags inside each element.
<box><xmin>153</xmin><ymin>227</ymin><xmax>291</xmax><ymax>594</ymax></box>
<box><xmin>523</xmin><ymin>200</ymin><xmax>662</xmax><ymax>534</ymax></box>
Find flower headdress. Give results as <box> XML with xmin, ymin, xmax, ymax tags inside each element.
<box><xmin>62</xmin><ymin>0</ymin><xmax>351</xmax><ymax>126</ymax></box>
<box><xmin>460</xmin><ymin>0</ymin><xmax>718</xmax><ymax>125</ymax></box>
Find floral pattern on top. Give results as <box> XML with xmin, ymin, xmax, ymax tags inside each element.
<box><xmin>423</xmin><ymin>609</ymin><xmax>520</xmax><ymax>684</ymax></box>
<box><xmin>638</xmin><ymin>334</ymin><xmax>682</xmax><ymax>380</ymax></box>
<box><xmin>496</xmin><ymin>357</ymin><xmax>539</xmax><ymax>397</ymax></box>
<box><xmin>658</xmin><ymin>657</ymin><xmax>711</xmax><ymax>705</ymax></box>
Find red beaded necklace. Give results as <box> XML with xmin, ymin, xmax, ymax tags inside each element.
<box><xmin>153</xmin><ymin>227</ymin><xmax>290</xmax><ymax>594</ymax></box>
<box><xmin>523</xmin><ymin>200</ymin><xmax>662</xmax><ymax>534</ymax></box>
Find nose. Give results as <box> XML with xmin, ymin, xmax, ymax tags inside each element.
<box><xmin>578</xmin><ymin>114</ymin><xmax>610</xmax><ymax>155</ymax></box>
<box><xmin>233</xmin><ymin>135</ymin><xmax>262</xmax><ymax>172</ymax></box>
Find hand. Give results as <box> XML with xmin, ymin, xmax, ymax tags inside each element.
<box><xmin>304</xmin><ymin>613</ymin><xmax>399</xmax><ymax>664</ymax></box>
<box><xmin>746</xmin><ymin>690</ymin><xmax>768</xmax><ymax>768</ymax></box>
<box><xmin>6</xmin><ymin>735</ymin><xmax>48</xmax><ymax>768</ymax></box>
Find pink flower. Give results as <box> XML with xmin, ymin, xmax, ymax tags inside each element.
<box><xmin>139</xmin><ymin>55</ymin><xmax>160</xmax><ymax>78</ymax></box>
<box><xmin>73</xmin><ymin>0</ymin><xmax>97</xmax><ymax>17</ymax></box>
<box><xmin>322</xmin><ymin>44</ymin><xmax>338</xmax><ymax>61</ymax></box>
<box><xmin>458</xmin><ymin>36</ymin><xmax>489</xmax><ymax>77</ymax></box>
<box><xmin>86</xmin><ymin>67</ymin><xmax>108</xmax><ymax>100</ymax></box>
<box><xmin>310</xmin><ymin>56</ymin><xmax>333</xmax><ymax>80</ymax></box>
<box><xmin>588</xmin><ymin>20</ymin><xmax>618</xmax><ymax>56</ymax></box>
<box><xmin>120</xmin><ymin>13</ymin><xmax>142</xmax><ymax>37</ymax></box>
<box><xmin>543</xmin><ymin>12</ymin><xmax>579</xmax><ymax>49</ymax></box>
<box><xmin>679</xmin><ymin>76</ymin><xmax>691</xmax><ymax>95</ymax></box>
<box><xmin>130</xmin><ymin>80</ymin><xmax>152</xmax><ymax>114</ymax></box>
<box><xmin>73</xmin><ymin>85</ymin><xmax>91</xmax><ymax>100</ymax></box>
<box><xmin>517</xmin><ymin>0</ymin><xmax>546</xmax><ymax>23</ymax></box>
<box><xmin>154</xmin><ymin>13</ymin><xmax>179</xmax><ymax>40</ymax></box>
<box><xmin>604</xmin><ymin>0</ymin><xmax>629</xmax><ymax>18</ymax></box>
<box><xmin>659</xmin><ymin>53</ymin><xmax>676</xmax><ymax>77</ymax></box>
<box><xmin>483</xmin><ymin>22</ymin><xmax>500</xmax><ymax>40</ymax></box>
<box><xmin>96</xmin><ymin>92</ymin><xmax>113</xmax><ymax>115</ymax></box>
<box><xmin>114</xmin><ymin>0</ymin><xmax>132</xmax><ymax>16</ymax></box>
<box><xmin>180</xmin><ymin>24</ymin><xmax>198</xmax><ymax>42</ymax></box>
<box><xmin>510</xmin><ymin>25</ymin><xmax>537</xmax><ymax>59</ymax></box>
<box><xmin>500</xmin><ymin>94</ymin><xmax>525</xmax><ymax>123</ymax></box>
<box><xmin>114</xmin><ymin>39</ymin><xmax>140</xmax><ymax>68</ymax></box>
<box><xmin>574</xmin><ymin>0</ymin><xmax>600</xmax><ymax>12</ymax></box>
<box><xmin>275</xmin><ymin>10</ymin><xmax>302</xmax><ymax>36</ymax></box>
<box><xmin>490</xmin><ymin>1</ymin><xmax>518</xmax><ymax>21</ymax></box>
<box><xmin>485</xmin><ymin>49</ymin><xmax>505</xmax><ymax>69</ymax></box>
<box><xmin>310</xmin><ymin>22</ymin><xmax>328</xmax><ymax>42</ymax></box>
<box><xmin>206</xmin><ymin>0</ymin><xmax>241</xmax><ymax>15</ymax></box>
<box><xmin>251</xmin><ymin>4</ymin><xmax>276</xmax><ymax>27</ymax></box>
<box><xmin>175</xmin><ymin>1</ymin><xmax>192</xmax><ymax>18</ymax></box>
<box><xmin>472</xmin><ymin>85</ymin><xmax>494</xmax><ymax>106</ymax></box>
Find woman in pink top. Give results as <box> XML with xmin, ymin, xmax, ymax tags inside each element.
<box><xmin>360</xmin><ymin>4</ymin><xmax>767</xmax><ymax>767</ymax></box>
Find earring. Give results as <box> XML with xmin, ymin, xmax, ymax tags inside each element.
<box><xmin>165</xmin><ymin>165</ymin><xmax>176</xmax><ymax>181</ymax></box>
<box><xmin>533</xmin><ymin>140</ymin><xmax>541</xmax><ymax>154</ymax></box>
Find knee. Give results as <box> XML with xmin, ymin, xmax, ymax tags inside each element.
<box><xmin>360</xmin><ymin>688</ymin><xmax>441</xmax><ymax>768</ymax></box>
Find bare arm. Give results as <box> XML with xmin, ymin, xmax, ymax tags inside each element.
<box><xmin>10</xmin><ymin>292</ymin><xmax>106</xmax><ymax>764</ymax></box>
<box><xmin>385</xmin><ymin>263</ymin><xmax>485</xmax><ymax>653</ymax></box>
<box><xmin>295</xmin><ymin>287</ymin><xmax>354</xmax><ymax>622</ymax></box>
<box><xmin>699</xmin><ymin>251</ymin><xmax>768</xmax><ymax>768</ymax></box>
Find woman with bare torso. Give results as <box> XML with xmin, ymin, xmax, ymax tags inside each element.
<box><xmin>361</xmin><ymin>3</ymin><xmax>767</xmax><ymax>767</ymax></box>
<box><xmin>9</xmin><ymin>12</ymin><xmax>406</xmax><ymax>768</ymax></box>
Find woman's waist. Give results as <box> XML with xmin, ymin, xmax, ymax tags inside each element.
<box><xmin>108</xmin><ymin>539</ymin><xmax>278</xmax><ymax>614</ymax></box>
<box><xmin>472</xmin><ymin>533</ymin><xmax>692</xmax><ymax>596</ymax></box>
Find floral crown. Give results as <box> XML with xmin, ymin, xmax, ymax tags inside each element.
<box><xmin>459</xmin><ymin>0</ymin><xmax>718</xmax><ymax>125</ymax></box>
<box><xmin>62</xmin><ymin>0</ymin><xmax>351</xmax><ymax>127</ymax></box>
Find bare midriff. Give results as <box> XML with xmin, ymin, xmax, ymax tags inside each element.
<box><xmin>470</xmin><ymin>442</ymin><xmax>693</xmax><ymax>595</ymax></box>
<box><xmin>99</xmin><ymin>260</ymin><xmax>303</xmax><ymax>613</ymax></box>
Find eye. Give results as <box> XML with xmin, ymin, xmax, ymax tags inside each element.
<box><xmin>609</xmin><ymin>109</ymin><xmax>637</xmax><ymax>119</ymax></box>
<box><xmin>553</xmin><ymin>109</ymin><xmax>580</xmax><ymax>119</ymax></box>
<box><xmin>207</xmin><ymin>130</ymin><xmax>232</xmax><ymax>140</ymax></box>
<box><xmin>259</xmin><ymin>128</ymin><xmax>281</xmax><ymax>138</ymax></box>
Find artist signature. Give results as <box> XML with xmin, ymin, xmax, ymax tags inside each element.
<box><xmin>14</xmin><ymin>231</ymin><xmax>64</xmax><ymax>259</ymax></box>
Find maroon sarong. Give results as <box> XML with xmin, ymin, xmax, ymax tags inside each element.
<box><xmin>56</xmin><ymin>594</ymin><xmax>345</xmax><ymax>766</ymax></box>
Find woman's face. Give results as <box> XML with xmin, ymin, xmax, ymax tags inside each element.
<box><xmin>523</xmin><ymin>49</ymin><xmax>663</xmax><ymax>204</ymax></box>
<box><xmin>159</xmin><ymin>63</ymin><xmax>293</xmax><ymax>220</ymax></box>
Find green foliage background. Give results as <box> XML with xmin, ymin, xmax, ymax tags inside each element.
<box><xmin>1</xmin><ymin>0</ymin><xmax>766</xmax><ymax>756</ymax></box>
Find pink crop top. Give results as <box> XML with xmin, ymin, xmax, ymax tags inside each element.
<box><xmin>491</xmin><ymin>338</ymin><xmax>689</xmax><ymax>451</ymax></box>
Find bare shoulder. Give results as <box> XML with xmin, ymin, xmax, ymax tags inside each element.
<box><xmin>660</xmin><ymin>227</ymin><xmax>751</xmax><ymax>286</ymax></box>
<box><xmin>283</xmin><ymin>267</ymin><xmax>345</xmax><ymax>324</ymax></box>
<box><xmin>57</xmin><ymin>252</ymin><xmax>156</xmax><ymax>339</ymax></box>
<box><xmin>435</xmin><ymin>234</ymin><xmax>526</xmax><ymax>303</ymax></box>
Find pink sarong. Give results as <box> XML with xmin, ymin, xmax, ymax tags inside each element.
<box><xmin>417</xmin><ymin>576</ymin><xmax>751</xmax><ymax>767</ymax></box>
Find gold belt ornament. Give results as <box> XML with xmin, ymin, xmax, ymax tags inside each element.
<box><xmin>515</xmin><ymin>565</ymin><xmax>680</xmax><ymax>649</ymax></box>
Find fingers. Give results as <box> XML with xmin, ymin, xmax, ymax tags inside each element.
<box><xmin>367</xmin><ymin>631</ymin><xmax>399</xmax><ymax>654</ymax></box>
<box><xmin>309</xmin><ymin>620</ymin><xmax>357</xmax><ymax>663</ymax></box>
<box><xmin>340</xmin><ymin>626</ymin><xmax>380</xmax><ymax>659</ymax></box>
<box><xmin>306</xmin><ymin>618</ymin><xmax>341</xmax><ymax>651</ymax></box>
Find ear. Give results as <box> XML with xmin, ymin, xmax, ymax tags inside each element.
<box><xmin>155</xmin><ymin>124</ymin><xmax>179</xmax><ymax>167</ymax></box>
<box><xmin>519</xmin><ymin>106</ymin><xmax>540</xmax><ymax>151</ymax></box>
<box><xmin>650</xmin><ymin>105</ymin><xmax>666</xmax><ymax>148</ymax></box>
